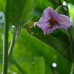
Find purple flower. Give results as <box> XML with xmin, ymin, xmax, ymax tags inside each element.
<box><xmin>34</xmin><ymin>7</ymin><xmax>71</xmax><ymax>35</ymax></box>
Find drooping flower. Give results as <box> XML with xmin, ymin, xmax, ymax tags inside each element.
<box><xmin>34</xmin><ymin>7</ymin><xmax>71</xmax><ymax>35</ymax></box>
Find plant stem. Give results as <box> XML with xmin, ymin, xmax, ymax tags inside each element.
<box><xmin>8</xmin><ymin>26</ymin><xmax>26</xmax><ymax>74</ymax></box>
<box><xmin>66</xmin><ymin>3</ymin><xmax>74</xmax><ymax>74</ymax></box>
<box><xmin>8</xmin><ymin>26</ymin><xmax>21</xmax><ymax>58</ymax></box>
<box><xmin>67</xmin><ymin>30</ymin><xmax>74</xmax><ymax>74</ymax></box>
<box><xmin>70</xmin><ymin>63</ymin><xmax>74</xmax><ymax>74</ymax></box>
<box><xmin>2</xmin><ymin>17</ymin><xmax>9</xmax><ymax>74</ymax></box>
<box><xmin>67</xmin><ymin>30</ymin><xmax>74</xmax><ymax>62</ymax></box>
<box><xmin>8</xmin><ymin>26</ymin><xmax>18</xmax><ymax>58</ymax></box>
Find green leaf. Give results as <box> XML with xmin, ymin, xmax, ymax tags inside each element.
<box><xmin>30</xmin><ymin>57</ymin><xmax>45</xmax><ymax>74</ymax></box>
<box><xmin>65</xmin><ymin>0</ymin><xmax>74</xmax><ymax>5</ymax></box>
<box><xmin>13</xmin><ymin>29</ymin><xmax>71</xmax><ymax>74</ymax></box>
<box><xmin>37</xmin><ymin>0</ymin><xmax>54</xmax><ymax>10</ymax></box>
<box><xmin>0</xmin><ymin>0</ymin><xmax>6</xmax><ymax>11</ymax></box>
<box><xmin>6</xmin><ymin>0</ymin><xmax>37</xmax><ymax>26</ymax></box>
<box><xmin>47</xmin><ymin>0</ymin><xmax>62</xmax><ymax>8</ymax></box>
<box><xmin>56</xmin><ymin>5</ymin><xmax>68</xmax><ymax>16</ymax></box>
<box><xmin>27</xmin><ymin>26</ymin><xmax>70</xmax><ymax>60</ymax></box>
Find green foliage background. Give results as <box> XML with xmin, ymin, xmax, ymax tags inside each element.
<box><xmin>0</xmin><ymin>0</ymin><xmax>74</xmax><ymax>74</ymax></box>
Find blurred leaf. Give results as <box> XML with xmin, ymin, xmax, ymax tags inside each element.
<box><xmin>65</xmin><ymin>0</ymin><xmax>74</xmax><ymax>5</ymax></box>
<box><xmin>68</xmin><ymin>26</ymin><xmax>74</xmax><ymax>55</ymax></box>
<box><xmin>68</xmin><ymin>26</ymin><xmax>74</xmax><ymax>42</ymax></box>
<box><xmin>0</xmin><ymin>29</ymin><xmax>3</xmax><ymax>73</ymax></box>
<box><xmin>0</xmin><ymin>12</ymin><xmax>5</xmax><ymax>28</ymax></box>
<box><xmin>56</xmin><ymin>5</ymin><xmax>68</xmax><ymax>15</ymax></box>
<box><xmin>6</xmin><ymin>0</ymin><xmax>37</xmax><ymax>26</ymax></box>
<box><xmin>37</xmin><ymin>0</ymin><xmax>54</xmax><ymax>10</ymax></box>
<box><xmin>45</xmin><ymin>64</ymin><xmax>52</xmax><ymax>74</ymax></box>
<box><xmin>30</xmin><ymin>57</ymin><xmax>45</xmax><ymax>74</ymax></box>
<box><xmin>13</xmin><ymin>29</ymin><xmax>71</xmax><ymax>74</ymax></box>
<box><xmin>0</xmin><ymin>0</ymin><xmax>6</xmax><ymax>11</ymax></box>
<box><xmin>69</xmin><ymin>4</ymin><xmax>74</xmax><ymax>25</ymax></box>
<box><xmin>48</xmin><ymin>0</ymin><xmax>62</xmax><ymax>8</ymax></box>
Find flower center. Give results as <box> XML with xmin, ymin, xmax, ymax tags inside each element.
<box><xmin>48</xmin><ymin>18</ymin><xmax>58</xmax><ymax>28</ymax></box>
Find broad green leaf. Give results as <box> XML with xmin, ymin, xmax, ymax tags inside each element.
<box><xmin>27</xmin><ymin>26</ymin><xmax>70</xmax><ymax>60</ymax></box>
<box><xmin>30</xmin><ymin>57</ymin><xmax>45</xmax><ymax>74</ymax></box>
<box><xmin>6</xmin><ymin>0</ymin><xmax>37</xmax><ymax>26</ymax></box>
<box><xmin>13</xmin><ymin>29</ymin><xmax>71</xmax><ymax>74</ymax></box>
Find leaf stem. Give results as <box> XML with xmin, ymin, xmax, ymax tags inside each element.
<box><xmin>70</xmin><ymin>63</ymin><xmax>74</xmax><ymax>74</ymax></box>
<box><xmin>66</xmin><ymin>3</ymin><xmax>74</xmax><ymax>74</ymax></box>
<box><xmin>8</xmin><ymin>26</ymin><xmax>18</xmax><ymax>58</ymax></box>
<box><xmin>67</xmin><ymin>30</ymin><xmax>74</xmax><ymax>62</ymax></box>
<box><xmin>8</xmin><ymin>25</ymin><xmax>21</xmax><ymax>58</ymax></box>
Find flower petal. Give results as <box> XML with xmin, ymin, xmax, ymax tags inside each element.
<box><xmin>34</xmin><ymin>16</ymin><xmax>48</xmax><ymax>27</ymax></box>
<box><xmin>36</xmin><ymin>22</ymin><xmax>50</xmax><ymax>35</ymax></box>
<box><xmin>43</xmin><ymin>7</ymin><xmax>51</xmax><ymax>20</ymax></box>
<box><xmin>58</xmin><ymin>14</ymin><xmax>71</xmax><ymax>29</ymax></box>
<box><xmin>39</xmin><ymin>16</ymin><xmax>48</xmax><ymax>23</ymax></box>
<box><xmin>43</xmin><ymin>7</ymin><xmax>59</xmax><ymax>20</ymax></box>
<box><xmin>46</xmin><ymin>25</ymin><xmax>59</xmax><ymax>34</ymax></box>
<box><xmin>34</xmin><ymin>7</ymin><xmax>71</xmax><ymax>35</ymax></box>
<box><xmin>41</xmin><ymin>23</ymin><xmax>59</xmax><ymax>35</ymax></box>
<box><xmin>41</xmin><ymin>22</ymin><xmax>49</xmax><ymax>34</ymax></box>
